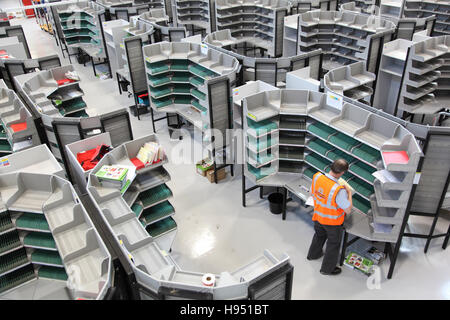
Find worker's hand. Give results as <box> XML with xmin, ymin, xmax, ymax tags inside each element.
<box><xmin>343</xmin><ymin>184</ymin><xmax>352</xmax><ymax>194</ymax></box>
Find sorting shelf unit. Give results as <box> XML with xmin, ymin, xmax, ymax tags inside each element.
<box><xmin>403</xmin><ymin>0</ymin><xmax>450</xmax><ymax>36</ymax></box>
<box><xmin>373</xmin><ymin>36</ymin><xmax>450</xmax><ymax>118</ymax></box>
<box><xmin>291</xmin><ymin>10</ymin><xmax>396</xmax><ymax>72</ymax></box>
<box><xmin>54</xmin><ymin>1</ymin><xmax>105</xmax><ymax>54</ymax></box>
<box><xmin>139</xmin><ymin>9</ymin><xmax>170</xmax><ymax>26</ymax></box>
<box><xmin>324</xmin><ymin>61</ymin><xmax>376</xmax><ymax>104</ymax></box>
<box><xmin>87</xmin><ymin>135</ymin><xmax>292</xmax><ymax>299</ymax></box>
<box><xmin>241</xmin><ymin>88</ymin><xmax>422</xmax><ymax>244</ymax></box>
<box><xmin>380</xmin><ymin>0</ymin><xmax>405</xmax><ymax>19</ymax></box>
<box><xmin>215</xmin><ymin>0</ymin><xmax>290</xmax><ymax>57</ymax></box>
<box><xmin>0</xmin><ymin>147</ymin><xmax>112</xmax><ymax>298</ymax></box>
<box><xmin>0</xmin><ymin>82</ymin><xmax>40</xmax><ymax>156</ymax></box>
<box><xmin>175</xmin><ymin>0</ymin><xmax>214</xmax><ymax>34</ymax></box>
<box><xmin>143</xmin><ymin>41</ymin><xmax>238</xmax><ymax>152</ymax></box>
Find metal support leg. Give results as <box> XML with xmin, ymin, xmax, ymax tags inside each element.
<box><xmin>259</xmin><ymin>186</ymin><xmax>263</xmax><ymax>199</ymax></box>
<box><xmin>117</xmin><ymin>73</ymin><xmax>122</xmax><ymax>95</ymax></box>
<box><xmin>443</xmin><ymin>223</ymin><xmax>450</xmax><ymax>250</ymax></box>
<box><xmin>150</xmin><ymin>108</ymin><xmax>156</xmax><ymax>132</ymax></box>
<box><xmin>282</xmin><ymin>187</ymin><xmax>287</xmax><ymax>220</ymax></box>
<box><xmin>92</xmin><ymin>57</ymin><xmax>97</xmax><ymax>77</ymax></box>
<box><xmin>387</xmin><ymin>237</ymin><xmax>403</xmax><ymax>279</ymax></box>
<box><xmin>242</xmin><ymin>167</ymin><xmax>246</xmax><ymax>207</ymax></box>
<box><xmin>339</xmin><ymin>231</ymin><xmax>348</xmax><ymax>266</ymax></box>
<box><xmin>424</xmin><ymin>210</ymin><xmax>442</xmax><ymax>253</ymax></box>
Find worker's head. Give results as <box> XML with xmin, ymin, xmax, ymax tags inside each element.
<box><xmin>329</xmin><ymin>159</ymin><xmax>349</xmax><ymax>178</ymax></box>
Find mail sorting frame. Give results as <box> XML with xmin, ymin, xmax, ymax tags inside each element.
<box><xmin>0</xmin><ymin>81</ymin><xmax>41</xmax><ymax>157</ymax></box>
<box><xmin>291</xmin><ymin>10</ymin><xmax>396</xmax><ymax>74</ymax></box>
<box><xmin>325</xmin><ymin>69</ymin><xmax>450</xmax><ymax>278</ymax></box>
<box><xmin>403</xmin><ymin>0</ymin><xmax>450</xmax><ymax>37</ymax></box>
<box><xmin>241</xmin><ymin>89</ymin><xmax>422</xmax><ymax>243</ymax></box>
<box><xmin>137</xmin><ymin>11</ymin><xmax>187</xmax><ymax>43</ymax></box>
<box><xmin>142</xmin><ymin>41</ymin><xmax>239</xmax><ymax>181</ymax></box>
<box><xmin>51</xmin><ymin>1</ymin><xmax>106</xmax><ymax>65</ymax></box>
<box><xmin>372</xmin><ymin>35</ymin><xmax>450</xmax><ymax>121</ymax></box>
<box><xmin>214</xmin><ymin>0</ymin><xmax>290</xmax><ymax>58</ymax></box>
<box><xmin>203</xmin><ymin>30</ymin><xmax>323</xmax><ymax>87</ymax></box>
<box><xmin>175</xmin><ymin>0</ymin><xmax>215</xmax><ymax>35</ymax></box>
<box><xmin>86</xmin><ymin>135</ymin><xmax>293</xmax><ymax>299</ymax></box>
<box><xmin>13</xmin><ymin>67</ymin><xmax>134</xmax><ymax>183</ymax></box>
<box><xmin>0</xmin><ymin>155</ymin><xmax>113</xmax><ymax>299</ymax></box>
<box><xmin>340</xmin><ymin>1</ymin><xmax>437</xmax><ymax>41</ymax></box>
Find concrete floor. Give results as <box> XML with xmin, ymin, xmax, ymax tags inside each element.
<box><xmin>2</xmin><ymin>17</ymin><xmax>450</xmax><ymax>300</ymax></box>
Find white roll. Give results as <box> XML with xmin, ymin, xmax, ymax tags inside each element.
<box><xmin>201</xmin><ymin>273</ymin><xmax>216</xmax><ymax>287</ymax></box>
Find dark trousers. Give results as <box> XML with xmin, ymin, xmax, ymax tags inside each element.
<box><xmin>307</xmin><ymin>221</ymin><xmax>344</xmax><ymax>273</ymax></box>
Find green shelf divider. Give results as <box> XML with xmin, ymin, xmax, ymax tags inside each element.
<box><xmin>248</xmin><ymin>135</ymin><xmax>276</xmax><ymax>152</ymax></box>
<box><xmin>191</xmin><ymin>88</ymin><xmax>206</xmax><ymax>100</ymax></box>
<box><xmin>328</xmin><ymin>133</ymin><xmax>360</xmax><ymax>151</ymax></box>
<box><xmin>174</xmin><ymin>96</ymin><xmax>192</xmax><ymax>105</ymax></box>
<box><xmin>348</xmin><ymin>178</ymin><xmax>374</xmax><ymax>198</ymax></box>
<box><xmin>151</xmin><ymin>96</ymin><xmax>172</xmax><ymax>108</ymax></box>
<box><xmin>247</xmin><ymin>118</ymin><xmax>278</xmax><ymax>135</ymax></box>
<box><xmin>23</xmin><ymin>232</ymin><xmax>56</xmax><ymax>250</ymax></box>
<box><xmin>139</xmin><ymin>184</ymin><xmax>172</xmax><ymax>208</ymax></box>
<box><xmin>303</xmin><ymin>167</ymin><xmax>316</xmax><ymax>179</ymax></box>
<box><xmin>16</xmin><ymin>213</ymin><xmax>50</xmax><ymax>232</ymax></box>
<box><xmin>147</xmin><ymin>61</ymin><xmax>169</xmax><ymax>74</ymax></box>
<box><xmin>247</xmin><ymin>163</ymin><xmax>276</xmax><ymax>180</ymax></box>
<box><xmin>308</xmin><ymin>139</ymin><xmax>333</xmax><ymax>157</ymax></box>
<box><xmin>189</xmin><ymin>76</ymin><xmax>204</xmax><ymax>86</ymax></box>
<box><xmin>307</xmin><ymin>122</ymin><xmax>337</xmax><ymax>140</ymax></box>
<box><xmin>131</xmin><ymin>203</ymin><xmax>143</xmax><ymax>217</ymax></box>
<box><xmin>170</xmin><ymin>60</ymin><xmax>189</xmax><ymax>71</ymax></box>
<box><xmin>192</xmin><ymin>99</ymin><xmax>207</xmax><ymax>112</ymax></box>
<box><xmin>146</xmin><ymin>217</ymin><xmax>177</xmax><ymax>238</ymax></box>
<box><xmin>350</xmin><ymin>161</ymin><xmax>376</xmax><ymax>183</ymax></box>
<box><xmin>31</xmin><ymin>250</ymin><xmax>63</xmax><ymax>266</ymax></box>
<box><xmin>0</xmin><ymin>140</ymin><xmax>12</xmax><ymax>152</ymax></box>
<box><xmin>38</xmin><ymin>266</ymin><xmax>68</xmax><ymax>281</ymax></box>
<box><xmin>305</xmin><ymin>153</ymin><xmax>332</xmax><ymax>172</ymax></box>
<box><xmin>353</xmin><ymin>194</ymin><xmax>371</xmax><ymax>214</ymax></box>
<box><xmin>141</xmin><ymin>201</ymin><xmax>175</xmax><ymax>225</ymax></box>
<box><xmin>351</xmin><ymin>143</ymin><xmax>381</xmax><ymax>165</ymax></box>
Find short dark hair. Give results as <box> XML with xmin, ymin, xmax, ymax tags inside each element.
<box><xmin>330</xmin><ymin>159</ymin><xmax>349</xmax><ymax>174</ymax></box>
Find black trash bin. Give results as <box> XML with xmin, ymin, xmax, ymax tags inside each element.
<box><xmin>268</xmin><ymin>193</ymin><xmax>283</xmax><ymax>215</ymax></box>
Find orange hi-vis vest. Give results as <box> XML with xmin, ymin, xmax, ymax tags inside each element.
<box><xmin>311</xmin><ymin>172</ymin><xmax>345</xmax><ymax>226</ymax></box>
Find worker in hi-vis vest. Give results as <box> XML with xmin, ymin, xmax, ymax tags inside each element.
<box><xmin>307</xmin><ymin>159</ymin><xmax>353</xmax><ymax>275</ymax></box>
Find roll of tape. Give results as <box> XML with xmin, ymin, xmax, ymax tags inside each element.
<box><xmin>202</xmin><ymin>273</ymin><xmax>215</xmax><ymax>287</ymax></box>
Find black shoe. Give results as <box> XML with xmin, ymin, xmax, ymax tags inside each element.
<box><xmin>307</xmin><ymin>252</ymin><xmax>324</xmax><ymax>261</ymax></box>
<box><xmin>320</xmin><ymin>267</ymin><xmax>342</xmax><ymax>275</ymax></box>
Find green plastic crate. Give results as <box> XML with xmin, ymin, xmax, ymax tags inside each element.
<box><xmin>172</xmin><ymin>73</ymin><xmax>190</xmax><ymax>83</ymax></box>
<box><xmin>23</xmin><ymin>233</ymin><xmax>56</xmax><ymax>250</ymax></box>
<box><xmin>139</xmin><ymin>184</ymin><xmax>172</xmax><ymax>208</ymax></box>
<box><xmin>305</xmin><ymin>153</ymin><xmax>331</xmax><ymax>172</ymax></box>
<box><xmin>0</xmin><ymin>264</ymin><xmax>35</xmax><ymax>294</ymax></box>
<box><xmin>174</xmin><ymin>96</ymin><xmax>192</xmax><ymax>105</ymax></box>
<box><xmin>31</xmin><ymin>250</ymin><xmax>63</xmax><ymax>266</ymax></box>
<box><xmin>308</xmin><ymin>139</ymin><xmax>333</xmax><ymax>157</ymax></box>
<box><xmin>172</xmin><ymin>84</ymin><xmax>191</xmax><ymax>94</ymax></box>
<box><xmin>353</xmin><ymin>194</ymin><xmax>371</xmax><ymax>214</ymax></box>
<box><xmin>350</xmin><ymin>161</ymin><xmax>376</xmax><ymax>183</ymax></box>
<box><xmin>146</xmin><ymin>217</ymin><xmax>177</xmax><ymax>238</ymax></box>
<box><xmin>347</xmin><ymin>178</ymin><xmax>374</xmax><ymax>198</ymax></box>
<box><xmin>151</xmin><ymin>86</ymin><xmax>172</xmax><ymax>98</ymax></box>
<box><xmin>307</xmin><ymin>122</ymin><xmax>337</xmax><ymax>140</ymax></box>
<box><xmin>351</xmin><ymin>144</ymin><xmax>381</xmax><ymax>165</ymax></box>
<box><xmin>141</xmin><ymin>201</ymin><xmax>175</xmax><ymax>226</ymax></box>
<box><xmin>0</xmin><ymin>230</ymin><xmax>21</xmax><ymax>254</ymax></box>
<box><xmin>16</xmin><ymin>213</ymin><xmax>50</xmax><ymax>232</ymax></box>
<box><xmin>247</xmin><ymin>118</ymin><xmax>278</xmax><ymax>135</ymax></box>
<box><xmin>38</xmin><ymin>266</ymin><xmax>68</xmax><ymax>281</ymax></box>
<box><xmin>0</xmin><ymin>248</ymin><xmax>29</xmax><ymax>274</ymax></box>
<box><xmin>329</xmin><ymin>133</ymin><xmax>360</xmax><ymax>151</ymax></box>
<box><xmin>191</xmin><ymin>88</ymin><xmax>206</xmax><ymax>100</ymax></box>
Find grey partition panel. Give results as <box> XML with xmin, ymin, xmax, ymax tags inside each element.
<box><xmin>209</xmin><ymin>79</ymin><xmax>231</xmax><ymax>139</ymax></box>
<box><xmin>255</xmin><ymin>61</ymin><xmax>277</xmax><ymax>86</ymax></box>
<box><xmin>3</xmin><ymin>62</ymin><xmax>26</xmax><ymax>91</ymax></box>
<box><xmin>275</xmin><ymin>10</ymin><xmax>287</xmax><ymax>58</ymax></box>
<box><xmin>411</xmin><ymin>132</ymin><xmax>450</xmax><ymax>214</ymax></box>
<box><xmin>367</xmin><ymin>37</ymin><xmax>382</xmax><ymax>74</ymax></box>
<box><xmin>168</xmin><ymin>29</ymin><xmax>186</xmax><ymax>42</ymax></box>
<box><xmin>38</xmin><ymin>55</ymin><xmax>62</xmax><ymax>70</ymax></box>
<box><xmin>397</xmin><ymin>21</ymin><xmax>416</xmax><ymax>41</ymax></box>
<box><xmin>115</xmin><ymin>9</ymin><xmax>130</xmax><ymax>21</ymax></box>
<box><xmin>124</xmin><ymin>37</ymin><xmax>147</xmax><ymax>94</ymax></box>
<box><xmin>100</xmin><ymin>112</ymin><xmax>133</xmax><ymax>147</ymax></box>
<box><xmin>248</xmin><ymin>263</ymin><xmax>293</xmax><ymax>300</ymax></box>
<box><xmin>5</xmin><ymin>26</ymin><xmax>31</xmax><ymax>59</ymax></box>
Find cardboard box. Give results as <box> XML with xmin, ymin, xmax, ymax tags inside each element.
<box><xmin>196</xmin><ymin>158</ymin><xmax>213</xmax><ymax>177</ymax></box>
<box><xmin>206</xmin><ymin>168</ymin><xmax>227</xmax><ymax>183</ymax></box>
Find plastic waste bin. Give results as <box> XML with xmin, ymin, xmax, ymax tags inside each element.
<box><xmin>268</xmin><ymin>193</ymin><xmax>283</xmax><ymax>215</ymax></box>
